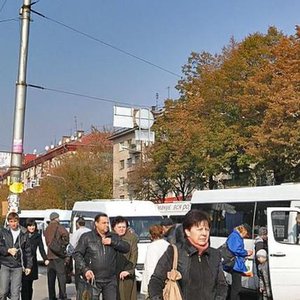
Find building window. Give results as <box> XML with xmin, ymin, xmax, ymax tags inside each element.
<box><xmin>119</xmin><ymin>142</ymin><xmax>125</xmax><ymax>151</ymax></box>
<box><xmin>135</xmin><ymin>155</ymin><xmax>140</xmax><ymax>164</ymax></box>
<box><xmin>120</xmin><ymin>195</ymin><xmax>125</xmax><ymax>199</ymax></box>
<box><xmin>127</xmin><ymin>158</ymin><xmax>132</xmax><ymax>168</ymax></box>
<box><xmin>120</xmin><ymin>160</ymin><xmax>125</xmax><ymax>170</ymax></box>
<box><xmin>119</xmin><ymin>177</ymin><xmax>125</xmax><ymax>186</ymax></box>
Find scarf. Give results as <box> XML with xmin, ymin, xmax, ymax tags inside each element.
<box><xmin>187</xmin><ymin>237</ymin><xmax>209</xmax><ymax>255</ymax></box>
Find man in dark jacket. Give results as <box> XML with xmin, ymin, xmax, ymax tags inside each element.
<box><xmin>74</xmin><ymin>213</ymin><xmax>130</xmax><ymax>300</ymax></box>
<box><xmin>0</xmin><ymin>212</ymin><xmax>33</xmax><ymax>300</ymax></box>
<box><xmin>160</xmin><ymin>218</ymin><xmax>177</xmax><ymax>244</ymax></box>
<box><xmin>44</xmin><ymin>212</ymin><xmax>69</xmax><ymax>300</ymax></box>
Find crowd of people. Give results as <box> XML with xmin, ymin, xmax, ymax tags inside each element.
<box><xmin>0</xmin><ymin>209</ymin><xmax>273</xmax><ymax>300</ymax></box>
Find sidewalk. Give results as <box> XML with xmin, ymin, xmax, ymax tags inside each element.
<box><xmin>33</xmin><ymin>272</ymin><xmax>76</xmax><ymax>300</ymax></box>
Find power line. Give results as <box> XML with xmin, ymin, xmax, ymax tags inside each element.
<box><xmin>0</xmin><ymin>0</ymin><xmax>8</xmax><ymax>15</ymax></box>
<box><xmin>30</xmin><ymin>9</ymin><xmax>182</xmax><ymax>78</ymax></box>
<box><xmin>0</xmin><ymin>18</ymin><xmax>18</xmax><ymax>23</ymax></box>
<box><xmin>27</xmin><ymin>83</ymin><xmax>148</xmax><ymax>108</ymax></box>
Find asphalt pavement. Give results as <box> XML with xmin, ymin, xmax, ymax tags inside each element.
<box><xmin>33</xmin><ymin>266</ymin><xmax>145</xmax><ymax>300</ymax></box>
<box><xmin>33</xmin><ymin>266</ymin><xmax>256</xmax><ymax>300</ymax></box>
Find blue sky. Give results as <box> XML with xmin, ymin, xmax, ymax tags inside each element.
<box><xmin>0</xmin><ymin>0</ymin><xmax>299</xmax><ymax>153</ymax></box>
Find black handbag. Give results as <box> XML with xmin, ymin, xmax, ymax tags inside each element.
<box><xmin>48</xmin><ymin>226</ymin><xmax>67</xmax><ymax>258</ymax></box>
<box><xmin>76</xmin><ymin>277</ymin><xmax>95</xmax><ymax>300</ymax></box>
<box><xmin>219</xmin><ymin>242</ymin><xmax>235</xmax><ymax>269</ymax></box>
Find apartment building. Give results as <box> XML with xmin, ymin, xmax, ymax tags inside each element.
<box><xmin>0</xmin><ymin>130</ymin><xmax>98</xmax><ymax>189</ymax></box>
<box><xmin>110</xmin><ymin>128</ymin><xmax>147</xmax><ymax>199</ymax></box>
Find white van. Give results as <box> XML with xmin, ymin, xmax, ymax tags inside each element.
<box><xmin>156</xmin><ymin>201</ymin><xmax>191</xmax><ymax>223</ymax></box>
<box><xmin>191</xmin><ymin>184</ymin><xmax>300</xmax><ymax>300</ymax></box>
<box><xmin>71</xmin><ymin>199</ymin><xmax>163</xmax><ymax>281</ymax></box>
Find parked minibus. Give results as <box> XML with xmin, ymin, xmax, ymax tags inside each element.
<box><xmin>71</xmin><ymin>199</ymin><xmax>163</xmax><ymax>281</ymax></box>
<box><xmin>156</xmin><ymin>201</ymin><xmax>191</xmax><ymax>223</ymax></box>
<box><xmin>191</xmin><ymin>183</ymin><xmax>300</xmax><ymax>299</ymax></box>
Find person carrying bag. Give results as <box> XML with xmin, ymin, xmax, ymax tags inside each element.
<box><xmin>76</xmin><ymin>277</ymin><xmax>96</xmax><ymax>300</ymax></box>
<box><xmin>163</xmin><ymin>244</ymin><xmax>182</xmax><ymax>300</ymax></box>
<box><xmin>149</xmin><ymin>210</ymin><xmax>228</xmax><ymax>300</ymax></box>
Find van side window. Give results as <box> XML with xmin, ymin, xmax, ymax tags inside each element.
<box><xmin>271</xmin><ymin>211</ymin><xmax>300</xmax><ymax>245</ymax></box>
<box><xmin>192</xmin><ymin>202</ymin><xmax>254</xmax><ymax>237</ymax></box>
<box><xmin>255</xmin><ymin>201</ymin><xmax>290</xmax><ymax>235</ymax></box>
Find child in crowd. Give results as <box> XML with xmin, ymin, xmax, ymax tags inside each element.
<box><xmin>256</xmin><ymin>249</ymin><xmax>272</xmax><ymax>300</ymax></box>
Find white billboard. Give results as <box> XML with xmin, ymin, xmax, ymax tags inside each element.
<box><xmin>113</xmin><ymin>106</ymin><xmax>134</xmax><ymax>128</ymax></box>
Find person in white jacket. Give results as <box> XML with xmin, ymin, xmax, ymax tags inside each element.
<box><xmin>141</xmin><ymin>224</ymin><xmax>169</xmax><ymax>298</ymax></box>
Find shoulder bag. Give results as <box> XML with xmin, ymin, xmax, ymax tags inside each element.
<box><xmin>48</xmin><ymin>226</ymin><xmax>67</xmax><ymax>258</ymax></box>
<box><xmin>219</xmin><ymin>242</ymin><xmax>235</xmax><ymax>270</ymax></box>
<box><xmin>163</xmin><ymin>244</ymin><xmax>183</xmax><ymax>300</ymax></box>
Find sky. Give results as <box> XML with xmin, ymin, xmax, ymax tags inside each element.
<box><xmin>0</xmin><ymin>0</ymin><xmax>299</xmax><ymax>153</ymax></box>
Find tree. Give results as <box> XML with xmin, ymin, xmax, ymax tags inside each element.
<box><xmin>241</xmin><ymin>31</ymin><xmax>300</xmax><ymax>184</ymax></box>
<box><xmin>128</xmin><ymin>27</ymin><xmax>300</xmax><ymax>198</ymax></box>
<box><xmin>20</xmin><ymin>129</ymin><xmax>113</xmax><ymax>210</ymax></box>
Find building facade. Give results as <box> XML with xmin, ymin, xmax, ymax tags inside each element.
<box><xmin>110</xmin><ymin>128</ymin><xmax>147</xmax><ymax>199</ymax></box>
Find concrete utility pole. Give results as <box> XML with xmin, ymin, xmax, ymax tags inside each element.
<box><xmin>8</xmin><ymin>0</ymin><xmax>32</xmax><ymax>213</ymax></box>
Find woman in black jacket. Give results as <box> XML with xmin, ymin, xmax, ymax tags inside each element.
<box><xmin>21</xmin><ymin>218</ymin><xmax>49</xmax><ymax>300</ymax></box>
<box><xmin>148</xmin><ymin>209</ymin><xmax>228</xmax><ymax>300</ymax></box>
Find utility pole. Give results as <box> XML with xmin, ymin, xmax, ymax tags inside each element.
<box><xmin>8</xmin><ymin>0</ymin><xmax>32</xmax><ymax>213</ymax></box>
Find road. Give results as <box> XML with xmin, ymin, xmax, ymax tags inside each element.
<box><xmin>33</xmin><ymin>266</ymin><xmax>145</xmax><ymax>300</ymax></box>
<box><xmin>33</xmin><ymin>266</ymin><xmax>256</xmax><ymax>300</ymax></box>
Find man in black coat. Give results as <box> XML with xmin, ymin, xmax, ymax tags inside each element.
<box><xmin>0</xmin><ymin>212</ymin><xmax>33</xmax><ymax>300</ymax></box>
<box><xmin>74</xmin><ymin>213</ymin><xmax>130</xmax><ymax>300</ymax></box>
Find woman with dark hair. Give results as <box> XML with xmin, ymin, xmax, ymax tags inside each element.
<box><xmin>148</xmin><ymin>209</ymin><xmax>228</xmax><ymax>300</ymax></box>
<box><xmin>21</xmin><ymin>218</ymin><xmax>49</xmax><ymax>300</ymax></box>
<box><xmin>112</xmin><ymin>216</ymin><xmax>138</xmax><ymax>300</ymax></box>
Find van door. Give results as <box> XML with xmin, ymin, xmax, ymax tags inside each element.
<box><xmin>267</xmin><ymin>207</ymin><xmax>300</xmax><ymax>299</ymax></box>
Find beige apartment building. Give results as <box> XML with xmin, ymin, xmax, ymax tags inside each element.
<box><xmin>110</xmin><ymin>128</ymin><xmax>146</xmax><ymax>199</ymax></box>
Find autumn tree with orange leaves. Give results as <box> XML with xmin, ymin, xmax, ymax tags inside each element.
<box><xmin>131</xmin><ymin>26</ymin><xmax>300</xmax><ymax>200</ymax></box>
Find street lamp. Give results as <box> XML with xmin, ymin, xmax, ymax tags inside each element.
<box><xmin>46</xmin><ymin>174</ymin><xmax>67</xmax><ymax>210</ymax></box>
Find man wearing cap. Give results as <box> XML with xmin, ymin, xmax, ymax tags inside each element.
<box><xmin>160</xmin><ymin>218</ymin><xmax>176</xmax><ymax>244</ymax></box>
<box><xmin>44</xmin><ymin>212</ymin><xmax>70</xmax><ymax>300</ymax></box>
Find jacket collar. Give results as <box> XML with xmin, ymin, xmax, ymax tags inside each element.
<box><xmin>183</xmin><ymin>238</ymin><xmax>210</xmax><ymax>257</ymax></box>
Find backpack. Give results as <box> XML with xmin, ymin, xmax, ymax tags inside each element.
<box><xmin>219</xmin><ymin>242</ymin><xmax>235</xmax><ymax>270</ymax></box>
<box><xmin>48</xmin><ymin>226</ymin><xmax>67</xmax><ymax>258</ymax></box>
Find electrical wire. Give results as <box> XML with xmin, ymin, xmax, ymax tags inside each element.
<box><xmin>27</xmin><ymin>83</ymin><xmax>148</xmax><ymax>108</ymax></box>
<box><xmin>29</xmin><ymin>9</ymin><xmax>182</xmax><ymax>78</ymax></box>
<box><xmin>0</xmin><ymin>0</ymin><xmax>8</xmax><ymax>14</ymax></box>
<box><xmin>0</xmin><ymin>18</ymin><xmax>18</xmax><ymax>23</ymax></box>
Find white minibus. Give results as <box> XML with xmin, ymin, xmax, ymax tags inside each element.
<box><xmin>71</xmin><ymin>199</ymin><xmax>163</xmax><ymax>281</ymax></box>
<box><xmin>156</xmin><ymin>201</ymin><xmax>191</xmax><ymax>223</ymax></box>
<box><xmin>191</xmin><ymin>184</ymin><xmax>300</xmax><ymax>299</ymax></box>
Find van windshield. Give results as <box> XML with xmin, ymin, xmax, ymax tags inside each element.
<box><xmin>125</xmin><ymin>216</ymin><xmax>163</xmax><ymax>242</ymax></box>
